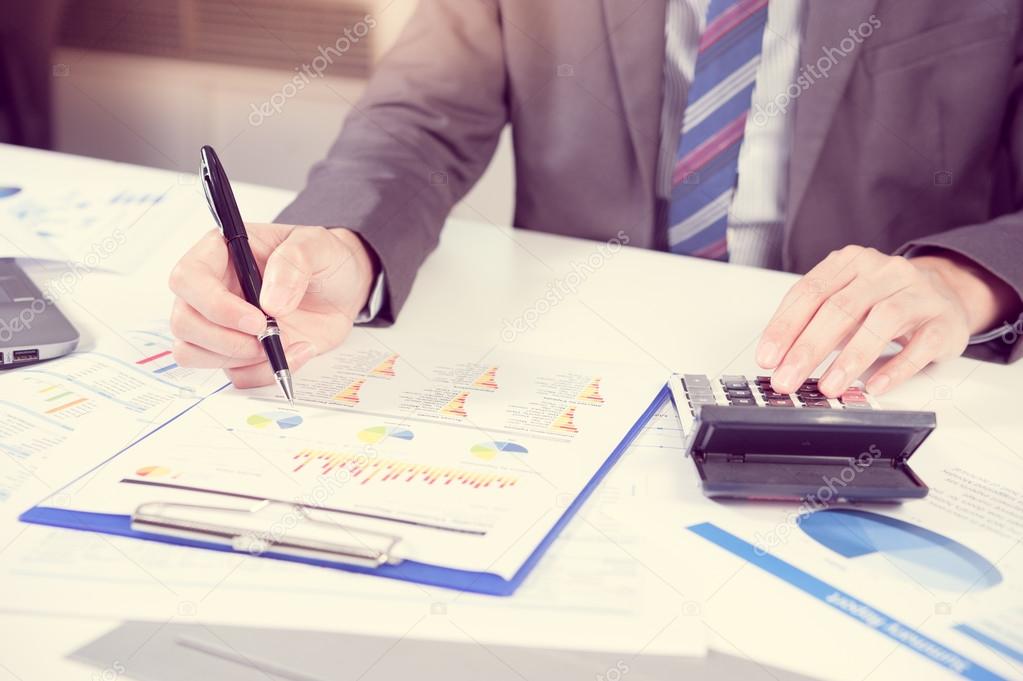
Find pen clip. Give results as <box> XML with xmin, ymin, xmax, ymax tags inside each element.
<box><xmin>199</xmin><ymin>146</ymin><xmax>227</xmax><ymax>236</ymax></box>
<box><xmin>200</xmin><ymin>171</ymin><xmax>225</xmax><ymax>236</ymax></box>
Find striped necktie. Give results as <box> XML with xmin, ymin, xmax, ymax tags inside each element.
<box><xmin>667</xmin><ymin>0</ymin><xmax>768</xmax><ymax>260</ymax></box>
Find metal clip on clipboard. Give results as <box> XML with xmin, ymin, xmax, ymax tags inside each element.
<box><xmin>131</xmin><ymin>499</ymin><xmax>403</xmax><ymax>568</ymax></box>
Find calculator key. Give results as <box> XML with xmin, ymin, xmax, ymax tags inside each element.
<box><xmin>766</xmin><ymin>398</ymin><xmax>794</xmax><ymax>407</ymax></box>
<box><xmin>722</xmin><ymin>380</ymin><xmax>749</xmax><ymax>391</ymax></box>
<box><xmin>686</xmin><ymin>388</ymin><xmax>715</xmax><ymax>398</ymax></box>
<box><xmin>759</xmin><ymin>388</ymin><xmax>788</xmax><ymax>399</ymax></box>
<box><xmin>801</xmin><ymin>399</ymin><xmax>831</xmax><ymax>408</ymax></box>
<box><xmin>724</xmin><ymin>388</ymin><xmax>753</xmax><ymax>399</ymax></box>
<box><xmin>683</xmin><ymin>374</ymin><xmax>711</xmax><ymax>388</ymax></box>
<box><xmin>728</xmin><ymin>397</ymin><xmax>756</xmax><ymax>406</ymax></box>
<box><xmin>689</xmin><ymin>395</ymin><xmax>718</xmax><ymax>405</ymax></box>
<box><xmin>797</xmin><ymin>389</ymin><xmax>826</xmax><ymax>400</ymax></box>
<box><xmin>840</xmin><ymin>391</ymin><xmax>867</xmax><ymax>403</ymax></box>
<box><xmin>843</xmin><ymin>401</ymin><xmax>871</xmax><ymax>409</ymax></box>
<box><xmin>800</xmin><ymin>378</ymin><xmax>819</xmax><ymax>388</ymax></box>
<box><xmin>756</xmin><ymin>376</ymin><xmax>773</xmax><ymax>384</ymax></box>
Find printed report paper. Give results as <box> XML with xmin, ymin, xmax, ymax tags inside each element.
<box><xmin>686</xmin><ymin>423</ymin><xmax>1023</xmax><ymax>681</ymax></box>
<box><xmin>0</xmin><ymin>400</ymin><xmax>708</xmax><ymax>657</ymax></box>
<box><xmin>39</xmin><ymin>332</ymin><xmax>667</xmax><ymax>580</ymax></box>
<box><xmin>0</xmin><ymin>324</ymin><xmax>225</xmax><ymax>513</ymax></box>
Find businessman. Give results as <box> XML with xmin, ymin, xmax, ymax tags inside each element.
<box><xmin>169</xmin><ymin>0</ymin><xmax>1023</xmax><ymax>397</ymax></box>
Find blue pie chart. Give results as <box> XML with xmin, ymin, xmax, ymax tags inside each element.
<box><xmin>799</xmin><ymin>509</ymin><xmax>1001</xmax><ymax>592</ymax></box>
<box><xmin>0</xmin><ymin>187</ymin><xmax>21</xmax><ymax>199</ymax></box>
<box><xmin>471</xmin><ymin>440</ymin><xmax>528</xmax><ymax>461</ymax></box>
<box><xmin>247</xmin><ymin>411</ymin><xmax>303</xmax><ymax>430</ymax></box>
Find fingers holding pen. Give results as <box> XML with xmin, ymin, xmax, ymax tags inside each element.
<box><xmin>168</xmin><ymin>231</ymin><xmax>267</xmax><ymax>336</ymax></box>
<box><xmin>169</xmin><ymin>298</ymin><xmax>263</xmax><ymax>363</ymax></box>
<box><xmin>224</xmin><ymin>341</ymin><xmax>319</xmax><ymax>388</ymax></box>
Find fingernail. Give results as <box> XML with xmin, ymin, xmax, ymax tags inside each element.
<box><xmin>868</xmin><ymin>373</ymin><xmax>890</xmax><ymax>394</ymax></box>
<box><xmin>239</xmin><ymin>314</ymin><xmax>266</xmax><ymax>335</ymax></box>
<box><xmin>757</xmin><ymin>341</ymin><xmax>780</xmax><ymax>367</ymax></box>
<box><xmin>820</xmin><ymin>367</ymin><xmax>847</xmax><ymax>396</ymax></box>
<box><xmin>772</xmin><ymin>365</ymin><xmax>797</xmax><ymax>393</ymax></box>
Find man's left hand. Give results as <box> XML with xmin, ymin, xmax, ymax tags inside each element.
<box><xmin>756</xmin><ymin>245</ymin><xmax>1016</xmax><ymax>398</ymax></box>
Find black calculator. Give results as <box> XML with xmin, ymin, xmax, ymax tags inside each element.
<box><xmin>668</xmin><ymin>373</ymin><xmax>936</xmax><ymax>502</ymax></box>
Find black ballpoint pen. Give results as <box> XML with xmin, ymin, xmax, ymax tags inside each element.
<box><xmin>199</xmin><ymin>145</ymin><xmax>295</xmax><ymax>405</ymax></box>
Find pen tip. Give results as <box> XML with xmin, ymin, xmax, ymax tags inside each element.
<box><xmin>275</xmin><ymin>369</ymin><xmax>296</xmax><ymax>408</ymax></box>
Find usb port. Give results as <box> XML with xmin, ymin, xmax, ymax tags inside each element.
<box><xmin>12</xmin><ymin>349</ymin><xmax>39</xmax><ymax>363</ymax></box>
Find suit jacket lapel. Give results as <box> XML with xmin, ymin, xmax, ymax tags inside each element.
<box><xmin>602</xmin><ymin>0</ymin><xmax>668</xmax><ymax>193</ymax></box>
<box><xmin>787</xmin><ymin>0</ymin><xmax>880</xmax><ymax>225</ymax></box>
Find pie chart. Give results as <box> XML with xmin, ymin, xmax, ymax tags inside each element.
<box><xmin>471</xmin><ymin>441</ymin><xmax>528</xmax><ymax>461</ymax></box>
<box><xmin>247</xmin><ymin>411</ymin><xmax>303</xmax><ymax>430</ymax></box>
<box><xmin>799</xmin><ymin>509</ymin><xmax>1002</xmax><ymax>592</ymax></box>
<box><xmin>358</xmin><ymin>425</ymin><xmax>415</xmax><ymax>444</ymax></box>
<box><xmin>0</xmin><ymin>187</ymin><xmax>21</xmax><ymax>199</ymax></box>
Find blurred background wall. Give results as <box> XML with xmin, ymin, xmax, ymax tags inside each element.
<box><xmin>3</xmin><ymin>0</ymin><xmax>513</xmax><ymax>224</ymax></box>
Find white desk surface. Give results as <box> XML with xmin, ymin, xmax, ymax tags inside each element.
<box><xmin>2</xmin><ymin>145</ymin><xmax>1022</xmax><ymax>681</ymax></box>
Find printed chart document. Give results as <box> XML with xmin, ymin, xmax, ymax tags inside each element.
<box><xmin>32</xmin><ymin>333</ymin><xmax>667</xmax><ymax>582</ymax></box>
<box><xmin>0</xmin><ymin>180</ymin><xmax>207</xmax><ymax>273</ymax></box>
<box><xmin>0</xmin><ymin>399</ymin><xmax>707</xmax><ymax>657</ymax></box>
<box><xmin>0</xmin><ymin>324</ymin><xmax>226</xmax><ymax>513</ymax></box>
<box><xmin>684</xmin><ymin>424</ymin><xmax>1023</xmax><ymax>681</ymax></box>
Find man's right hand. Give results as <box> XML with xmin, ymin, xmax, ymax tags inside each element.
<box><xmin>168</xmin><ymin>224</ymin><xmax>376</xmax><ymax>388</ymax></box>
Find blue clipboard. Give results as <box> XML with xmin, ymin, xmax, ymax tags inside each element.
<box><xmin>20</xmin><ymin>385</ymin><xmax>669</xmax><ymax>596</ymax></box>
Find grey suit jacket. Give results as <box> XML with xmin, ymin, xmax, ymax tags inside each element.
<box><xmin>278</xmin><ymin>0</ymin><xmax>1023</xmax><ymax>363</ymax></box>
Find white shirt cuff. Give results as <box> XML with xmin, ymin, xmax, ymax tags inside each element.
<box><xmin>354</xmin><ymin>269</ymin><xmax>386</xmax><ymax>324</ymax></box>
<box><xmin>968</xmin><ymin>321</ymin><xmax>1018</xmax><ymax>346</ymax></box>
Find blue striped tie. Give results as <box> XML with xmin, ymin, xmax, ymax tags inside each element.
<box><xmin>668</xmin><ymin>0</ymin><xmax>769</xmax><ymax>260</ymax></box>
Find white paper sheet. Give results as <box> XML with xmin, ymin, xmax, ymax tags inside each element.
<box><xmin>687</xmin><ymin>426</ymin><xmax>1023</xmax><ymax>681</ymax></box>
<box><xmin>0</xmin><ymin>400</ymin><xmax>707</xmax><ymax>657</ymax></box>
<box><xmin>35</xmin><ymin>331</ymin><xmax>667</xmax><ymax>580</ymax></box>
<box><xmin>0</xmin><ymin>180</ymin><xmax>210</xmax><ymax>274</ymax></box>
<box><xmin>0</xmin><ymin>324</ymin><xmax>226</xmax><ymax>515</ymax></box>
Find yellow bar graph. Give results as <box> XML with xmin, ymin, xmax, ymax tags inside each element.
<box><xmin>291</xmin><ymin>449</ymin><xmax>518</xmax><ymax>489</ymax></box>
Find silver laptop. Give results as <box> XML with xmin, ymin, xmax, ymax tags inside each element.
<box><xmin>0</xmin><ymin>258</ymin><xmax>79</xmax><ymax>368</ymax></box>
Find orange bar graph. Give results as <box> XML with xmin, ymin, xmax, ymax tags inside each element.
<box><xmin>333</xmin><ymin>379</ymin><xmax>366</xmax><ymax>405</ymax></box>
<box><xmin>291</xmin><ymin>449</ymin><xmax>518</xmax><ymax>489</ymax></box>
<box><xmin>440</xmin><ymin>391</ymin><xmax>469</xmax><ymax>417</ymax></box>
<box><xmin>45</xmin><ymin>397</ymin><xmax>88</xmax><ymax>414</ymax></box>
<box><xmin>551</xmin><ymin>405</ymin><xmax>579</xmax><ymax>434</ymax></box>
<box><xmin>371</xmin><ymin>354</ymin><xmax>399</xmax><ymax>377</ymax></box>
<box><xmin>473</xmin><ymin>367</ymin><xmax>499</xmax><ymax>390</ymax></box>
<box><xmin>578</xmin><ymin>377</ymin><xmax>605</xmax><ymax>405</ymax></box>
